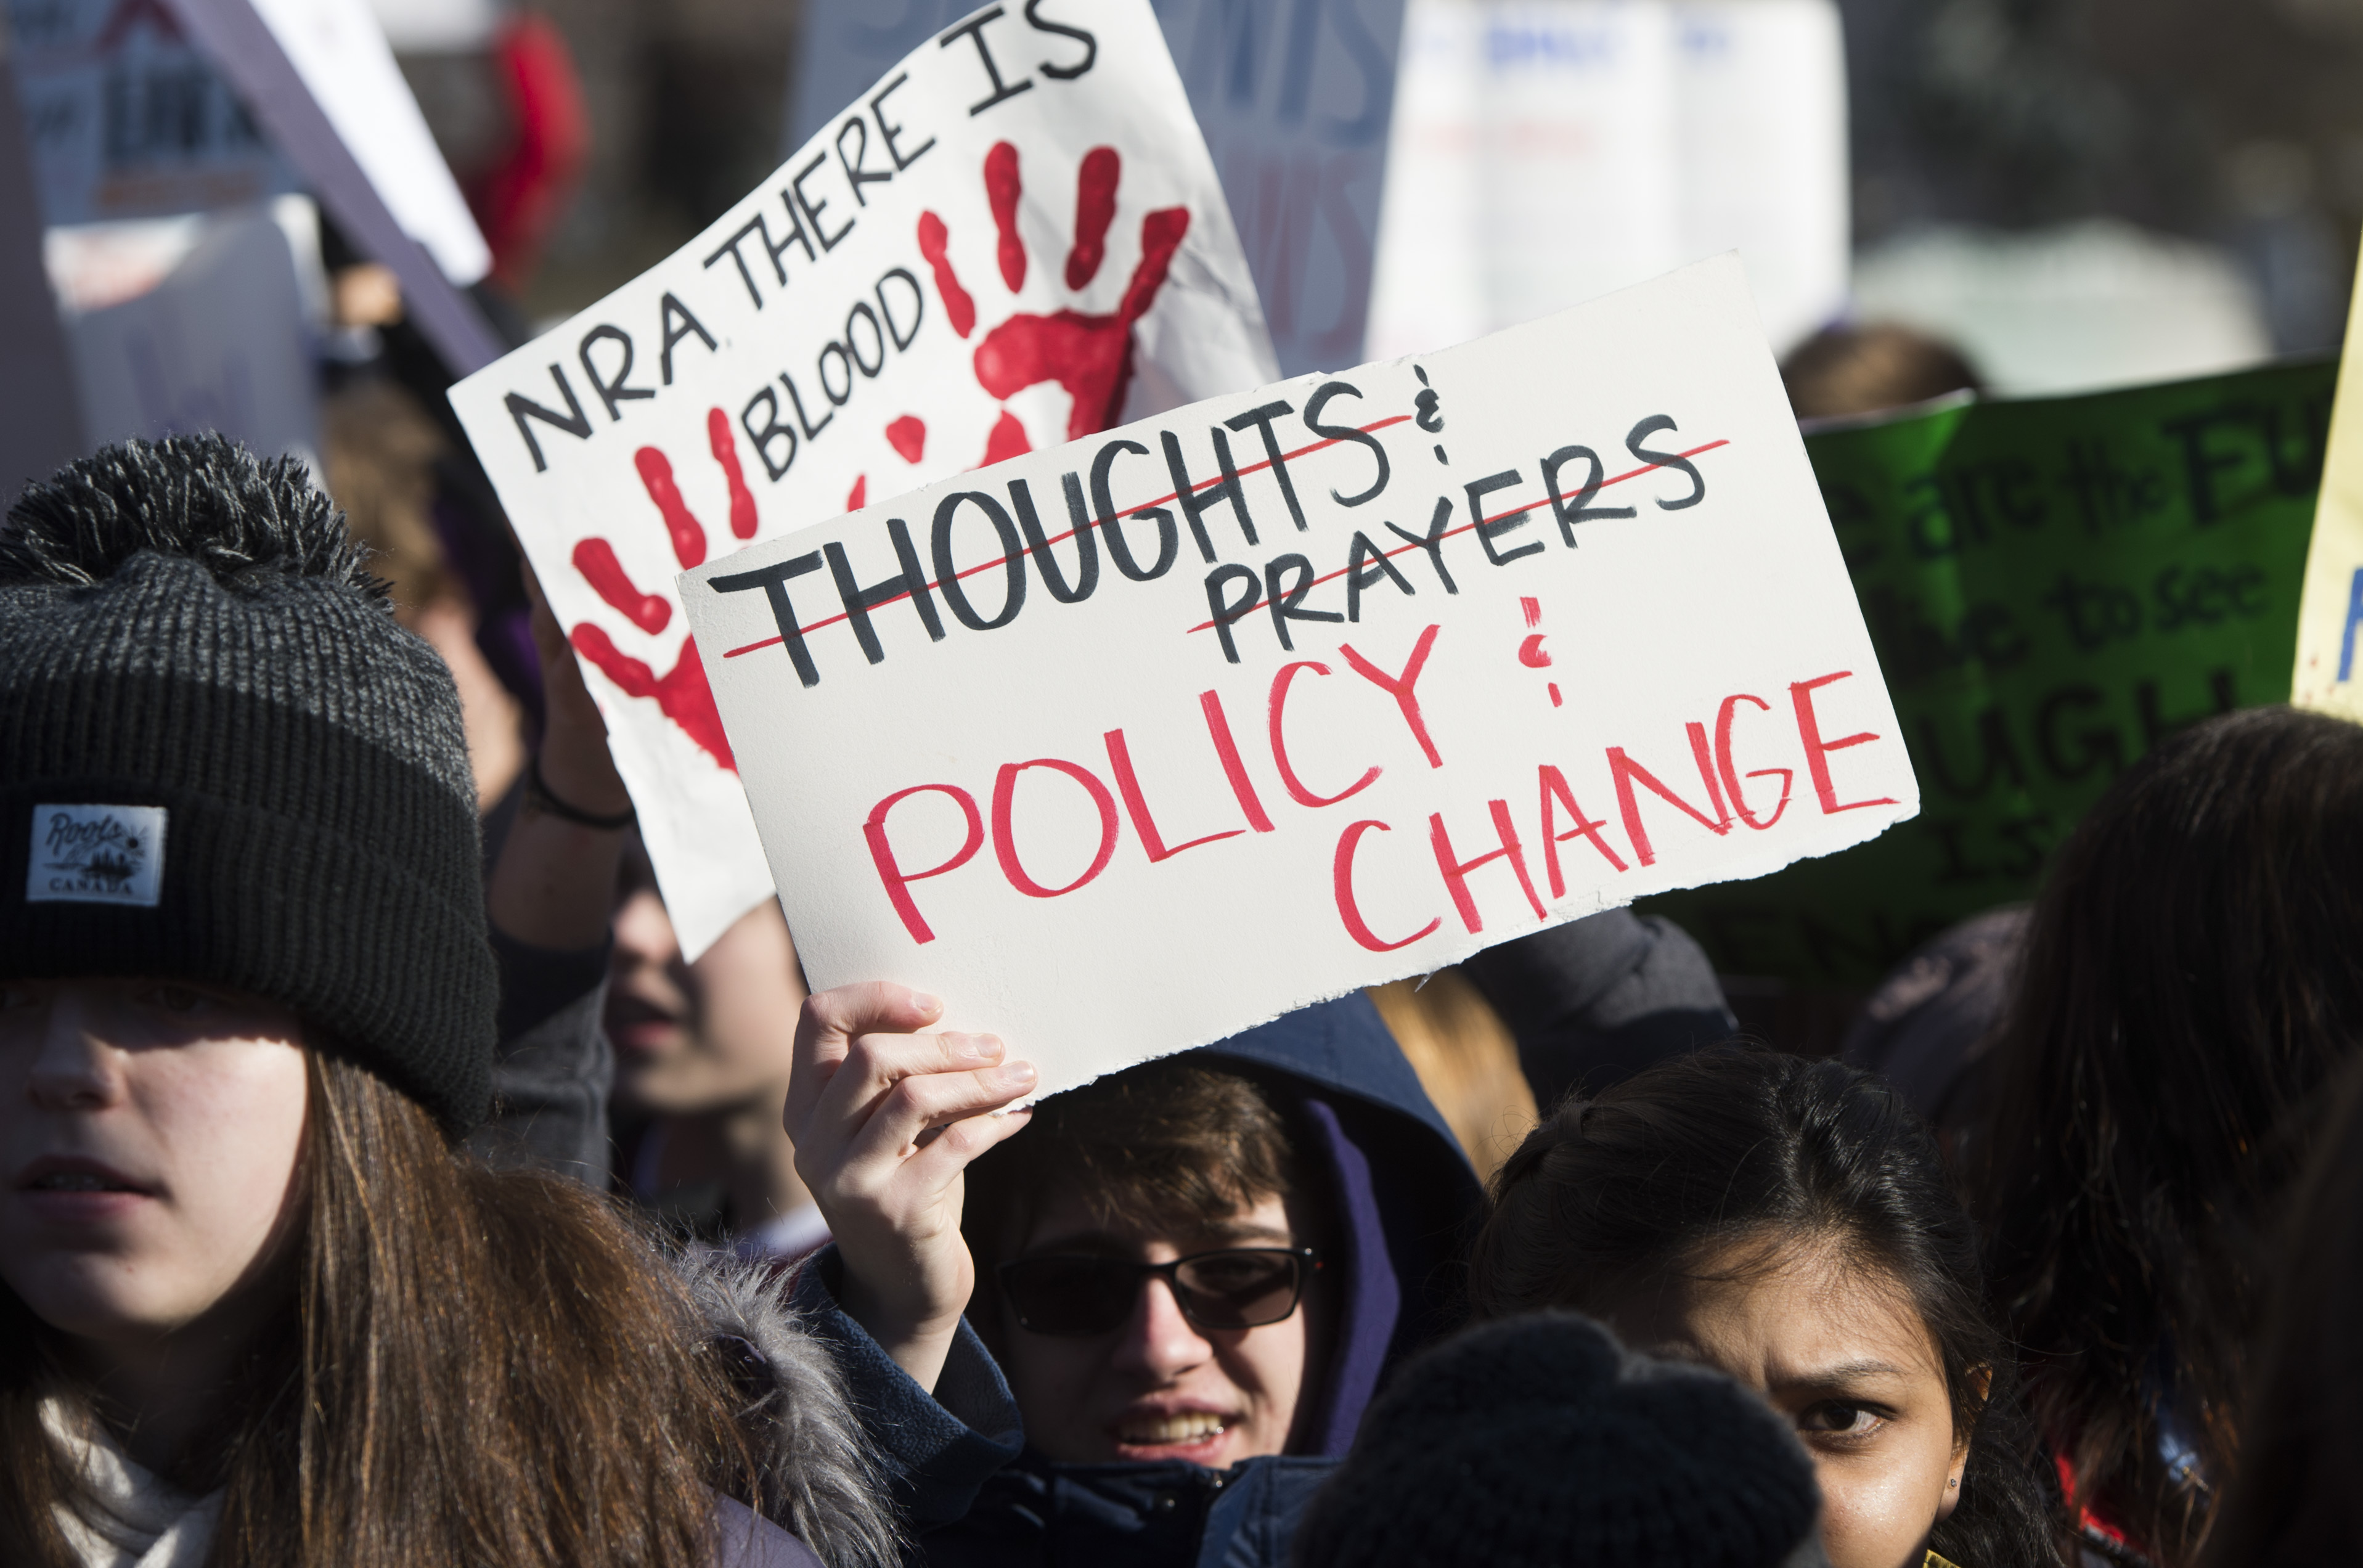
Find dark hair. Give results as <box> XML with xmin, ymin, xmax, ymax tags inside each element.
<box><xmin>1779</xmin><ymin>322</ymin><xmax>1982</xmax><ymax>421</ymax></box>
<box><xmin>963</xmin><ymin>1055</ymin><xmax>1303</xmax><ymax>1278</ymax></box>
<box><xmin>1978</xmin><ymin>706</ymin><xmax>2363</xmax><ymax>1566</ymax></box>
<box><xmin>2201</xmin><ymin>1060</ymin><xmax>2363</xmax><ymax>1566</ymax></box>
<box><xmin>2</xmin><ymin>1052</ymin><xmax>897</xmax><ymax>1568</ymax></box>
<box><xmin>1470</xmin><ymin>1046</ymin><xmax>2057</xmax><ymax>1567</ymax></box>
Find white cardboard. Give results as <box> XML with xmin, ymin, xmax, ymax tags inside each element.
<box><xmin>680</xmin><ymin>254</ymin><xmax>1919</xmax><ymax>1099</ymax></box>
<box><xmin>157</xmin><ymin>0</ymin><xmax>502</xmax><ymax>373</ymax></box>
<box><xmin>1368</xmin><ymin>0</ymin><xmax>1847</xmax><ymax>360</ymax></box>
<box><xmin>786</xmin><ymin>0</ymin><xmax>1410</xmax><ymax>380</ymax></box>
<box><xmin>449</xmin><ymin>0</ymin><xmax>1278</xmax><ymax>960</ymax></box>
<box><xmin>234</xmin><ymin>0</ymin><xmax>488</xmax><ymax>285</ymax></box>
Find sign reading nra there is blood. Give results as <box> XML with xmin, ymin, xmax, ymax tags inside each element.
<box><xmin>448</xmin><ymin>0</ymin><xmax>1278</xmax><ymax>960</ymax></box>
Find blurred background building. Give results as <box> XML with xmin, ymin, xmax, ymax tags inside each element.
<box><xmin>374</xmin><ymin>0</ymin><xmax>2363</xmax><ymax>393</ymax></box>
<box><xmin>378</xmin><ymin>0</ymin><xmax>796</xmax><ymax>324</ymax></box>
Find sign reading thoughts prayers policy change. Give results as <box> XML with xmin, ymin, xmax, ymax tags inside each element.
<box><xmin>680</xmin><ymin>255</ymin><xmax>1920</xmax><ymax>1096</ymax></box>
<box><xmin>449</xmin><ymin>0</ymin><xmax>1276</xmax><ymax>958</ymax></box>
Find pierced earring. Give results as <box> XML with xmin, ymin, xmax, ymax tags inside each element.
<box><xmin>1949</xmin><ymin>1479</ymin><xmax>1959</xmax><ymax>1488</ymax></box>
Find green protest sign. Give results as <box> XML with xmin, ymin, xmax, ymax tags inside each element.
<box><xmin>1644</xmin><ymin>357</ymin><xmax>2334</xmax><ymax>986</ymax></box>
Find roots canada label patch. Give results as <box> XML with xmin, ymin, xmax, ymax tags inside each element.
<box><xmin>27</xmin><ymin>804</ymin><xmax>166</xmax><ymax>907</ymax></box>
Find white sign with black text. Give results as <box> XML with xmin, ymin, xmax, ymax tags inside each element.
<box><xmin>680</xmin><ymin>255</ymin><xmax>1918</xmax><ymax>1096</ymax></box>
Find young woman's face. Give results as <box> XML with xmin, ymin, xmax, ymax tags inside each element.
<box><xmin>1609</xmin><ymin>1236</ymin><xmax>1967</xmax><ymax>1568</ymax></box>
<box><xmin>607</xmin><ymin>891</ymin><xmax>804</xmax><ymax>1117</ymax></box>
<box><xmin>984</xmin><ymin>1188</ymin><xmax>1330</xmax><ymax>1469</ymax></box>
<box><xmin>0</xmin><ymin>979</ymin><xmax>309</xmax><ymax>1346</ymax></box>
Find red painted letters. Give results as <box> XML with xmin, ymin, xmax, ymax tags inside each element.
<box><xmin>1606</xmin><ymin>743</ymin><xmax>1732</xmax><ymax>868</ymax></box>
<box><xmin>1103</xmin><ymin>728</ymin><xmax>1244</xmax><ymax>862</ymax></box>
<box><xmin>1538</xmin><ymin>764</ymin><xmax>1629</xmax><ymax>892</ymax></box>
<box><xmin>1333</xmin><ymin>820</ymin><xmax>1441</xmax><ymax>952</ymax></box>
<box><xmin>991</xmin><ymin>759</ymin><xmax>1120</xmax><ymax>897</ymax></box>
<box><xmin>1268</xmin><ymin>661</ymin><xmax>1381</xmax><ymax>807</ymax></box>
<box><xmin>1429</xmin><ymin>800</ymin><xmax>1546</xmax><ymax>934</ymax></box>
<box><xmin>863</xmin><ymin>784</ymin><xmax>984</xmax><ymax>944</ymax></box>
<box><xmin>1790</xmin><ymin>672</ymin><xmax>1899</xmax><ymax>814</ymax></box>
<box><xmin>1715</xmin><ymin>693</ymin><xmax>1794</xmax><ymax>830</ymax></box>
<box><xmin>1339</xmin><ymin>623</ymin><xmax>1444</xmax><ymax>769</ymax></box>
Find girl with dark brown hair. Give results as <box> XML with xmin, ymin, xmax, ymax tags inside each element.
<box><xmin>1468</xmin><ymin>1047</ymin><xmax>2058</xmax><ymax>1568</ymax></box>
<box><xmin>1978</xmin><ymin>706</ymin><xmax>2363</xmax><ymax>1567</ymax></box>
<box><xmin>0</xmin><ymin>438</ymin><xmax>902</xmax><ymax>1567</ymax></box>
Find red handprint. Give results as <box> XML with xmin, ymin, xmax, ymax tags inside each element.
<box><xmin>917</xmin><ymin>141</ymin><xmax>1190</xmax><ymax>465</ymax></box>
<box><xmin>843</xmin><ymin>415</ymin><xmax>929</xmax><ymax>512</ymax></box>
<box><xmin>566</xmin><ymin>406</ymin><xmax>750</xmax><ymax>770</ymax></box>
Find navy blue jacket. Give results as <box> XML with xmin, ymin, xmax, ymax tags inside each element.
<box><xmin>794</xmin><ymin>993</ymin><xmax>1484</xmax><ymax>1568</ymax></box>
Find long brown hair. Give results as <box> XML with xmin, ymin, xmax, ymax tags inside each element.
<box><xmin>1469</xmin><ymin>1047</ymin><xmax>2060</xmax><ymax>1568</ymax></box>
<box><xmin>1978</xmin><ymin>707</ymin><xmax>2363</xmax><ymax>1565</ymax></box>
<box><xmin>3</xmin><ymin>1051</ymin><xmax>757</xmax><ymax>1566</ymax></box>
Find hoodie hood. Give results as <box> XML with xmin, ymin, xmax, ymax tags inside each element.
<box><xmin>1196</xmin><ymin>991</ymin><xmax>1484</xmax><ymax>1456</ymax></box>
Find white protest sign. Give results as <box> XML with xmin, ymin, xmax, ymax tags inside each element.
<box><xmin>679</xmin><ymin>254</ymin><xmax>1919</xmax><ymax>1098</ymax></box>
<box><xmin>788</xmin><ymin>0</ymin><xmax>1408</xmax><ymax>378</ymax></box>
<box><xmin>4</xmin><ymin>0</ymin><xmax>495</xmax><ymax>372</ymax></box>
<box><xmin>5</xmin><ymin>0</ymin><xmax>301</xmax><ymax>224</ymax></box>
<box><xmin>450</xmin><ymin>0</ymin><xmax>1276</xmax><ymax>960</ymax></box>
<box><xmin>59</xmin><ymin>208</ymin><xmax>318</xmax><ymax>464</ymax></box>
<box><xmin>1148</xmin><ymin>0</ymin><xmax>1408</xmax><ymax>377</ymax></box>
<box><xmin>1367</xmin><ymin>0</ymin><xmax>1847</xmax><ymax>361</ymax></box>
<box><xmin>156</xmin><ymin>0</ymin><xmax>501</xmax><ymax>372</ymax></box>
<box><xmin>1672</xmin><ymin>0</ymin><xmax>1848</xmax><ymax>349</ymax></box>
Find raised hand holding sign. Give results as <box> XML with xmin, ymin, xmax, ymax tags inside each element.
<box><xmin>450</xmin><ymin>0</ymin><xmax>1275</xmax><ymax>958</ymax></box>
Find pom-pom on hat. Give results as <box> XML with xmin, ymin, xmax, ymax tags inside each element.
<box><xmin>1</xmin><ymin>436</ymin><xmax>496</xmax><ymax>1135</ymax></box>
<box><xmin>1293</xmin><ymin>1312</ymin><xmax>1826</xmax><ymax>1568</ymax></box>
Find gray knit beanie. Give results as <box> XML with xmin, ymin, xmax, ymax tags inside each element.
<box><xmin>0</xmin><ymin>436</ymin><xmax>497</xmax><ymax>1135</ymax></box>
<box><xmin>1292</xmin><ymin>1312</ymin><xmax>1827</xmax><ymax>1568</ymax></box>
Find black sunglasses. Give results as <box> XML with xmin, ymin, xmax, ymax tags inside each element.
<box><xmin>997</xmin><ymin>1247</ymin><xmax>1323</xmax><ymax>1337</ymax></box>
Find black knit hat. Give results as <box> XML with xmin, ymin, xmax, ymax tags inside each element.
<box><xmin>0</xmin><ymin>436</ymin><xmax>496</xmax><ymax>1135</ymax></box>
<box><xmin>1293</xmin><ymin>1312</ymin><xmax>1826</xmax><ymax>1568</ymax></box>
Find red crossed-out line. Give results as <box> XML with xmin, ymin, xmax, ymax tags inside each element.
<box><xmin>718</xmin><ymin>418</ymin><xmax>1731</xmax><ymax>658</ymax></box>
<box><xmin>1186</xmin><ymin>438</ymin><xmax>1730</xmax><ymax>634</ymax></box>
<box><xmin>722</xmin><ymin>414</ymin><xmax>1413</xmax><ymax>659</ymax></box>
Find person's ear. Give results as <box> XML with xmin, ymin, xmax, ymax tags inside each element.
<box><xmin>1937</xmin><ymin>1439</ymin><xmax>1969</xmax><ymax>1522</ymax></box>
<box><xmin>1938</xmin><ymin>1364</ymin><xmax>1993</xmax><ymax>1522</ymax></box>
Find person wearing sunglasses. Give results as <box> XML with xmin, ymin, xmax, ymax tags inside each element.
<box><xmin>780</xmin><ymin>983</ymin><xmax>1482</xmax><ymax>1567</ymax></box>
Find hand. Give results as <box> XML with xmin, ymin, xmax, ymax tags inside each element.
<box><xmin>487</xmin><ymin>568</ymin><xmax>634</xmax><ymax>950</ymax></box>
<box><xmin>789</xmin><ymin>983</ymin><xmax>1035</xmax><ymax>1392</ymax></box>
<box><xmin>526</xmin><ymin>567</ymin><xmax>631</xmax><ymax>817</ymax></box>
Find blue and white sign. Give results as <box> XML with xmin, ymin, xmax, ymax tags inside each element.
<box><xmin>5</xmin><ymin>0</ymin><xmax>300</xmax><ymax>225</ymax></box>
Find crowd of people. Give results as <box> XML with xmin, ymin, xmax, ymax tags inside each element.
<box><xmin>7</xmin><ymin>425</ymin><xmax>2362</xmax><ymax>1568</ymax></box>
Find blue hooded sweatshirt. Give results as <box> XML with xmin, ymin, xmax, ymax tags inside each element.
<box><xmin>790</xmin><ymin>992</ymin><xmax>1484</xmax><ymax>1568</ymax></box>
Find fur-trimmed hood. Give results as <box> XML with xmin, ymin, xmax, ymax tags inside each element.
<box><xmin>677</xmin><ymin>1252</ymin><xmax>904</xmax><ymax>1568</ymax></box>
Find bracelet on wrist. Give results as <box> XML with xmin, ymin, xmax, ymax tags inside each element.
<box><xmin>523</xmin><ymin>751</ymin><xmax>637</xmax><ymax>830</ymax></box>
